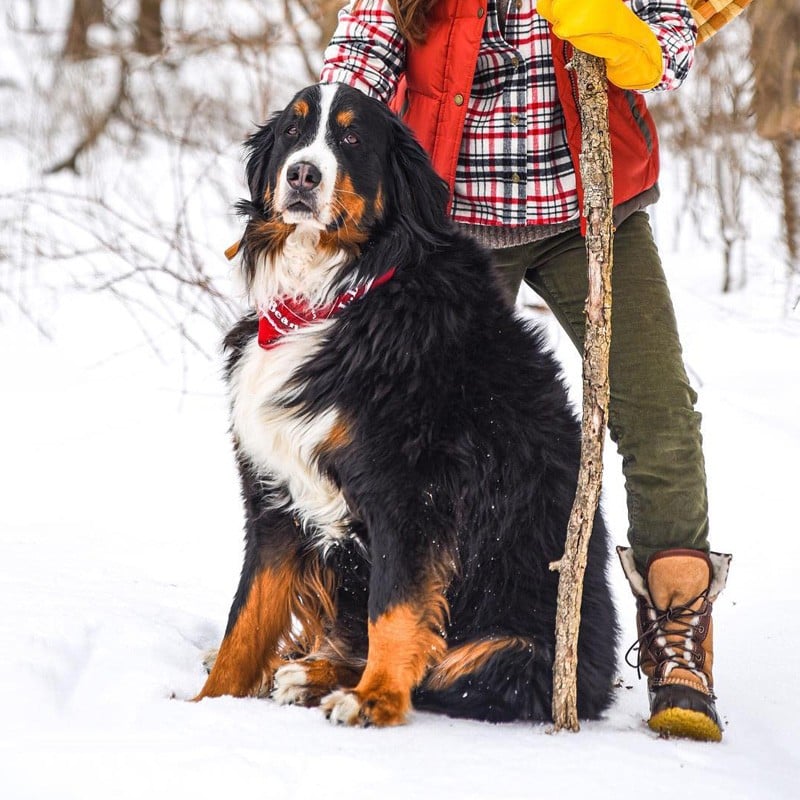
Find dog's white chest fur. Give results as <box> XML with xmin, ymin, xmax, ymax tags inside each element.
<box><xmin>229</xmin><ymin>323</ymin><xmax>351</xmax><ymax>548</ymax></box>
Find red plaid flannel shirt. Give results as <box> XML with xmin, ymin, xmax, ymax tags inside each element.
<box><xmin>321</xmin><ymin>0</ymin><xmax>696</xmax><ymax>227</ymax></box>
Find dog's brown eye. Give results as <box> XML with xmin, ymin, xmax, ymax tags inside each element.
<box><xmin>286</xmin><ymin>124</ymin><xmax>299</xmax><ymax>137</ymax></box>
<box><xmin>342</xmin><ymin>133</ymin><xmax>359</xmax><ymax>146</ymax></box>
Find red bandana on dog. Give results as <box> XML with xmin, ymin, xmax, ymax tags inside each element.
<box><xmin>257</xmin><ymin>268</ymin><xmax>396</xmax><ymax>350</ymax></box>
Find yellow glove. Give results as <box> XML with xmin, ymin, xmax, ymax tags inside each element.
<box><xmin>537</xmin><ymin>0</ymin><xmax>664</xmax><ymax>91</ymax></box>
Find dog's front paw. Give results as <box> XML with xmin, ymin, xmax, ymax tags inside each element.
<box><xmin>273</xmin><ymin>657</ymin><xmax>355</xmax><ymax>707</ymax></box>
<box><xmin>321</xmin><ymin>689</ymin><xmax>364</xmax><ymax>725</ymax></box>
<box><xmin>273</xmin><ymin>662</ymin><xmax>312</xmax><ymax>706</ymax></box>
<box><xmin>320</xmin><ymin>687</ymin><xmax>409</xmax><ymax>727</ymax></box>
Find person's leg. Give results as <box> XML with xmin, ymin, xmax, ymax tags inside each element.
<box><xmin>490</xmin><ymin>243</ymin><xmax>535</xmax><ymax>306</ymax></box>
<box><xmin>523</xmin><ymin>212</ymin><xmax>709</xmax><ymax>567</ymax></box>
<box><xmin>518</xmin><ymin>212</ymin><xmax>729</xmax><ymax>740</ymax></box>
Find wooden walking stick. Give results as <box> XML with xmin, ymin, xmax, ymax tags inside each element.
<box><xmin>550</xmin><ymin>49</ymin><xmax>614</xmax><ymax>733</ymax></box>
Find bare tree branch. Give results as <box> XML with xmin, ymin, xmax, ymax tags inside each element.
<box><xmin>45</xmin><ymin>56</ymin><xmax>129</xmax><ymax>174</ymax></box>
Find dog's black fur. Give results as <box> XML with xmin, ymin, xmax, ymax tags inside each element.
<box><xmin>196</xmin><ymin>84</ymin><xmax>617</xmax><ymax>726</ymax></box>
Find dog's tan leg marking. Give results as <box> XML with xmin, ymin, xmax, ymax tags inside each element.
<box><xmin>321</xmin><ymin>590</ymin><xmax>447</xmax><ymax>726</ymax></box>
<box><xmin>193</xmin><ymin>561</ymin><xmax>295</xmax><ymax>700</ymax></box>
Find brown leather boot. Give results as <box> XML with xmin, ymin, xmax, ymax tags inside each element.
<box><xmin>617</xmin><ymin>546</ymin><xmax>732</xmax><ymax>741</ymax></box>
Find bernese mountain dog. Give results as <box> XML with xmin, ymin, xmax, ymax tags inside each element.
<box><xmin>194</xmin><ymin>83</ymin><xmax>617</xmax><ymax>726</ymax></box>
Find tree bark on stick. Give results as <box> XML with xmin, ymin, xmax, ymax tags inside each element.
<box><xmin>550</xmin><ymin>50</ymin><xmax>614</xmax><ymax>733</ymax></box>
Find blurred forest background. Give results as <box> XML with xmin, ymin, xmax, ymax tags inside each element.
<box><xmin>1</xmin><ymin>0</ymin><xmax>798</xmax><ymax>354</ymax></box>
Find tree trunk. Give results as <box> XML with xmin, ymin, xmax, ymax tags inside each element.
<box><xmin>316</xmin><ymin>0</ymin><xmax>343</xmax><ymax>50</ymax></box>
<box><xmin>748</xmin><ymin>2</ymin><xmax>800</xmax><ymax>304</ymax></box>
<box><xmin>550</xmin><ymin>50</ymin><xmax>614</xmax><ymax>733</ymax></box>
<box><xmin>135</xmin><ymin>0</ymin><xmax>163</xmax><ymax>55</ymax></box>
<box><xmin>776</xmin><ymin>138</ymin><xmax>800</xmax><ymax>306</ymax></box>
<box><xmin>748</xmin><ymin>1</ymin><xmax>800</xmax><ymax>141</ymax></box>
<box><xmin>63</xmin><ymin>0</ymin><xmax>104</xmax><ymax>60</ymax></box>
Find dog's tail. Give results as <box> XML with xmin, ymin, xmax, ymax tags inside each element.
<box><xmin>412</xmin><ymin>631</ymin><xmax>615</xmax><ymax>722</ymax></box>
<box><xmin>412</xmin><ymin>634</ymin><xmax>554</xmax><ymax>722</ymax></box>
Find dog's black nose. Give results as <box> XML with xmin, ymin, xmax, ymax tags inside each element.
<box><xmin>287</xmin><ymin>162</ymin><xmax>321</xmax><ymax>192</ymax></box>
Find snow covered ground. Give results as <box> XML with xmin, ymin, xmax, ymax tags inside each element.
<box><xmin>2</xmin><ymin>209</ymin><xmax>799</xmax><ymax>798</ymax></box>
<box><xmin>2</xmin><ymin>6</ymin><xmax>799</xmax><ymax>795</ymax></box>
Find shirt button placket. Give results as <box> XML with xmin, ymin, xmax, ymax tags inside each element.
<box><xmin>507</xmin><ymin>41</ymin><xmax>525</xmax><ymax>216</ymax></box>
<box><xmin>511</xmin><ymin>171</ymin><xmax>524</xmax><ymax>213</ymax></box>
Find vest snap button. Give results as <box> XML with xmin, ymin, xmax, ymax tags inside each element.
<box><xmin>454</xmin><ymin>93</ymin><xmax>465</xmax><ymax>106</ymax></box>
<box><xmin>477</xmin><ymin>6</ymin><xmax>485</xmax><ymax>18</ymax></box>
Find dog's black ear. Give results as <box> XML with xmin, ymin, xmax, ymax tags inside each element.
<box><xmin>242</xmin><ymin>113</ymin><xmax>279</xmax><ymax>209</ymax></box>
<box><xmin>386</xmin><ymin>114</ymin><xmax>451</xmax><ymax>244</ymax></box>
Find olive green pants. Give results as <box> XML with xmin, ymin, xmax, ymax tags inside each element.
<box><xmin>491</xmin><ymin>211</ymin><xmax>709</xmax><ymax>569</ymax></box>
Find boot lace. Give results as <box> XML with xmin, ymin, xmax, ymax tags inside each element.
<box><xmin>624</xmin><ymin>590</ymin><xmax>710</xmax><ymax>679</ymax></box>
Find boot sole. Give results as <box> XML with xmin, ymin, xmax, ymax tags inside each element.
<box><xmin>648</xmin><ymin>707</ymin><xmax>722</xmax><ymax>742</ymax></box>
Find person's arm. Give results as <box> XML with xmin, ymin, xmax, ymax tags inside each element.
<box><xmin>537</xmin><ymin>0</ymin><xmax>697</xmax><ymax>92</ymax></box>
<box><xmin>320</xmin><ymin>0</ymin><xmax>407</xmax><ymax>104</ymax></box>
<box><xmin>632</xmin><ymin>0</ymin><xmax>697</xmax><ymax>91</ymax></box>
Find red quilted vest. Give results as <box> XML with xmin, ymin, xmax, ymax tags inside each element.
<box><xmin>390</xmin><ymin>0</ymin><xmax>660</xmax><ymax>225</ymax></box>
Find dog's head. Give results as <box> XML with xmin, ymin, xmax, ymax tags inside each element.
<box><xmin>236</xmin><ymin>84</ymin><xmax>450</xmax><ymax>303</ymax></box>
